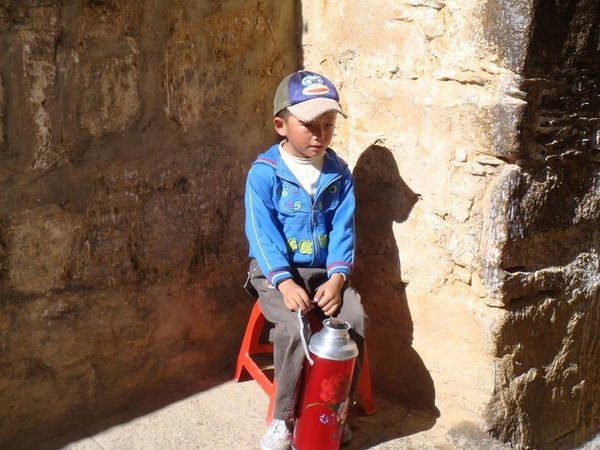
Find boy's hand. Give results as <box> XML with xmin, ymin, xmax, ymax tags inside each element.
<box><xmin>314</xmin><ymin>274</ymin><xmax>345</xmax><ymax>316</ymax></box>
<box><xmin>278</xmin><ymin>279</ymin><xmax>313</xmax><ymax>313</ymax></box>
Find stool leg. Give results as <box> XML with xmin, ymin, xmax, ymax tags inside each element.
<box><xmin>233</xmin><ymin>301</ymin><xmax>278</xmax><ymax>423</ymax></box>
<box><xmin>233</xmin><ymin>302</ymin><xmax>272</xmax><ymax>382</ymax></box>
<box><xmin>233</xmin><ymin>305</ymin><xmax>260</xmax><ymax>382</ymax></box>
<box><xmin>355</xmin><ymin>343</ymin><xmax>376</xmax><ymax>415</ymax></box>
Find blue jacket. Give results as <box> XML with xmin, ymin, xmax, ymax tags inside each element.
<box><xmin>245</xmin><ymin>143</ymin><xmax>355</xmax><ymax>287</ymax></box>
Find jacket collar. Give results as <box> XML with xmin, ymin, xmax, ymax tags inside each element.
<box><xmin>257</xmin><ymin>143</ymin><xmax>344</xmax><ymax>191</ymax></box>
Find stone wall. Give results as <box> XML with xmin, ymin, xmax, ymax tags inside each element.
<box><xmin>484</xmin><ymin>1</ymin><xmax>600</xmax><ymax>448</ymax></box>
<box><xmin>0</xmin><ymin>1</ymin><xmax>298</xmax><ymax>446</ymax></box>
<box><xmin>301</xmin><ymin>0</ymin><xmax>599</xmax><ymax>448</ymax></box>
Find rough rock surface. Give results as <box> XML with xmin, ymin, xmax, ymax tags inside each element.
<box><xmin>483</xmin><ymin>2</ymin><xmax>600</xmax><ymax>448</ymax></box>
<box><xmin>301</xmin><ymin>0</ymin><xmax>599</xmax><ymax>448</ymax></box>
<box><xmin>0</xmin><ymin>1</ymin><xmax>297</xmax><ymax>447</ymax></box>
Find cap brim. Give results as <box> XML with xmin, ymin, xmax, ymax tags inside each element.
<box><xmin>287</xmin><ymin>98</ymin><xmax>347</xmax><ymax>122</ymax></box>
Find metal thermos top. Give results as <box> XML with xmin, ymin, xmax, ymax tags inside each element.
<box><xmin>308</xmin><ymin>318</ymin><xmax>358</xmax><ymax>361</ymax></box>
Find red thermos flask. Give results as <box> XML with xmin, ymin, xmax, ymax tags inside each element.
<box><xmin>292</xmin><ymin>318</ymin><xmax>358</xmax><ymax>450</ymax></box>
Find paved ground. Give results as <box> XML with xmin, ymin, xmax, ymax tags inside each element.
<box><xmin>35</xmin><ymin>375</ymin><xmax>451</xmax><ymax>450</ymax></box>
<box><xmin>35</xmin><ymin>376</ymin><xmax>600</xmax><ymax>450</ymax></box>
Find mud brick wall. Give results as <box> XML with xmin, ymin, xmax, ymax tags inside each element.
<box><xmin>0</xmin><ymin>1</ymin><xmax>297</xmax><ymax>446</ymax></box>
<box><xmin>301</xmin><ymin>0</ymin><xmax>599</xmax><ymax>448</ymax></box>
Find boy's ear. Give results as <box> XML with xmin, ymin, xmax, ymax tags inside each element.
<box><xmin>273</xmin><ymin>116</ymin><xmax>287</xmax><ymax>137</ymax></box>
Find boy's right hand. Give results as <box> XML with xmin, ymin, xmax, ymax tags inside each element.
<box><xmin>277</xmin><ymin>279</ymin><xmax>313</xmax><ymax>313</ymax></box>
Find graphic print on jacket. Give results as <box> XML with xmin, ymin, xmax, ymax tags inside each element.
<box><xmin>277</xmin><ymin>178</ymin><xmax>341</xmax><ymax>259</ymax></box>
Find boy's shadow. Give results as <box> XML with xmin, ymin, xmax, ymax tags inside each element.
<box><xmin>349</xmin><ymin>144</ymin><xmax>438</xmax><ymax>447</ymax></box>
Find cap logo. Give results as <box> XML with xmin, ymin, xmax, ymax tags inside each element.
<box><xmin>301</xmin><ymin>75</ymin><xmax>330</xmax><ymax>96</ymax></box>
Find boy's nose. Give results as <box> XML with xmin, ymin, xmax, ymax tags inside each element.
<box><xmin>313</xmin><ymin>124</ymin><xmax>326</xmax><ymax>139</ymax></box>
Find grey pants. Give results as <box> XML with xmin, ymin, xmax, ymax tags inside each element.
<box><xmin>247</xmin><ymin>259</ymin><xmax>365</xmax><ymax>421</ymax></box>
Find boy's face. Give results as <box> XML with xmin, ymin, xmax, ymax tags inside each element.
<box><xmin>274</xmin><ymin>111</ymin><xmax>337</xmax><ymax>158</ymax></box>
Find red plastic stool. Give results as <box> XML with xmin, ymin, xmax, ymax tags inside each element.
<box><xmin>233</xmin><ymin>301</ymin><xmax>375</xmax><ymax>422</ymax></box>
<box><xmin>233</xmin><ymin>301</ymin><xmax>277</xmax><ymax>422</ymax></box>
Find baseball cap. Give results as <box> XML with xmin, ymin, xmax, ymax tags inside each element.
<box><xmin>273</xmin><ymin>70</ymin><xmax>347</xmax><ymax>122</ymax></box>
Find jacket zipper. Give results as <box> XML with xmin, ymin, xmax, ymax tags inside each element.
<box><xmin>311</xmin><ymin>174</ymin><xmax>342</xmax><ymax>265</ymax></box>
<box><xmin>278</xmin><ymin>170</ymin><xmax>342</xmax><ymax>266</ymax></box>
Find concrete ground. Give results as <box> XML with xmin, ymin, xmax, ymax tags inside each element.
<box><xmin>33</xmin><ymin>375</ymin><xmax>480</xmax><ymax>450</ymax></box>
<box><xmin>35</xmin><ymin>376</ymin><xmax>600</xmax><ymax>450</ymax></box>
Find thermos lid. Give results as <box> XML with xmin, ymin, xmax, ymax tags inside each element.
<box><xmin>308</xmin><ymin>318</ymin><xmax>359</xmax><ymax>361</ymax></box>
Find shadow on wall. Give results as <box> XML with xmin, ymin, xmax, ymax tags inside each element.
<box><xmin>352</xmin><ymin>145</ymin><xmax>437</xmax><ymax>414</ymax></box>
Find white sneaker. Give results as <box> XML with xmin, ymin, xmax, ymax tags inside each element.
<box><xmin>260</xmin><ymin>419</ymin><xmax>292</xmax><ymax>450</ymax></box>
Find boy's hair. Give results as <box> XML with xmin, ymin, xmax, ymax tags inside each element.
<box><xmin>276</xmin><ymin>109</ymin><xmax>291</xmax><ymax>120</ymax></box>
<box><xmin>274</xmin><ymin>70</ymin><xmax>347</xmax><ymax>122</ymax></box>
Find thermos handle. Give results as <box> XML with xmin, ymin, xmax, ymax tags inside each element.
<box><xmin>297</xmin><ymin>309</ymin><xmax>314</xmax><ymax>366</ymax></box>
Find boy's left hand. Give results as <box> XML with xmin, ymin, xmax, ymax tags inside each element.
<box><xmin>314</xmin><ymin>274</ymin><xmax>345</xmax><ymax>316</ymax></box>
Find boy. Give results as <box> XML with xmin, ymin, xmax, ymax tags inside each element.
<box><xmin>244</xmin><ymin>70</ymin><xmax>365</xmax><ymax>450</ymax></box>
